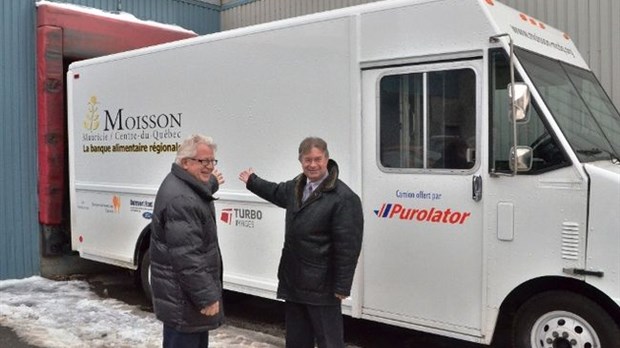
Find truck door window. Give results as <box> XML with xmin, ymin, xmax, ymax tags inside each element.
<box><xmin>489</xmin><ymin>49</ymin><xmax>570</xmax><ymax>174</ymax></box>
<box><xmin>379</xmin><ymin>69</ymin><xmax>476</xmax><ymax>170</ymax></box>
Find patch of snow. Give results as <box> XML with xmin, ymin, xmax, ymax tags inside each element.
<box><xmin>0</xmin><ymin>276</ymin><xmax>283</xmax><ymax>347</ymax></box>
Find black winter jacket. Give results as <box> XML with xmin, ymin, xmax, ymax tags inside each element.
<box><xmin>247</xmin><ymin>159</ymin><xmax>363</xmax><ymax>305</ymax></box>
<box><xmin>150</xmin><ymin>163</ymin><xmax>224</xmax><ymax>332</ymax></box>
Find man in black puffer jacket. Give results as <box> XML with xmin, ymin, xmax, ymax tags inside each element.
<box><xmin>150</xmin><ymin>134</ymin><xmax>225</xmax><ymax>348</ymax></box>
<box><xmin>239</xmin><ymin>137</ymin><xmax>364</xmax><ymax>348</ymax></box>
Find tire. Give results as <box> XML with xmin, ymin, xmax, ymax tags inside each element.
<box><xmin>512</xmin><ymin>291</ymin><xmax>620</xmax><ymax>348</ymax></box>
<box><xmin>139</xmin><ymin>249</ymin><xmax>153</xmax><ymax>303</ymax></box>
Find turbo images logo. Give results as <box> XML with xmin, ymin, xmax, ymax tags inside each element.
<box><xmin>220</xmin><ymin>208</ymin><xmax>263</xmax><ymax>228</ymax></box>
<box><xmin>220</xmin><ymin>209</ymin><xmax>233</xmax><ymax>224</ymax></box>
<box><xmin>375</xmin><ymin>203</ymin><xmax>471</xmax><ymax>225</ymax></box>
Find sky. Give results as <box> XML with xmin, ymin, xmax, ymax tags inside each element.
<box><xmin>0</xmin><ymin>276</ymin><xmax>284</xmax><ymax>348</ymax></box>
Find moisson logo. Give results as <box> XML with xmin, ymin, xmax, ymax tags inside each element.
<box><xmin>82</xmin><ymin>96</ymin><xmax>183</xmax><ymax>139</ymax></box>
<box><xmin>374</xmin><ymin>203</ymin><xmax>471</xmax><ymax>225</ymax></box>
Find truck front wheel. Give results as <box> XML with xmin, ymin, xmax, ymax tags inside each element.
<box><xmin>512</xmin><ymin>291</ymin><xmax>620</xmax><ymax>348</ymax></box>
<box><xmin>139</xmin><ymin>249</ymin><xmax>153</xmax><ymax>303</ymax></box>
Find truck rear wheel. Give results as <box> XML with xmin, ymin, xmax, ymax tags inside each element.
<box><xmin>139</xmin><ymin>249</ymin><xmax>153</xmax><ymax>303</ymax></box>
<box><xmin>512</xmin><ymin>291</ymin><xmax>620</xmax><ymax>348</ymax></box>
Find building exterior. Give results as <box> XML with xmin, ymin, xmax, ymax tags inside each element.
<box><xmin>1</xmin><ymin>0</ymin><xmax>618</xmax><ymax>280</ymax></box>
<box><xmin>0</xmin><ymin>0</ymin><xmax>219</xmax><ymax>280</ymax></box>
<box><xmin>221</xmin><ymin>0</ymin><xmax>619</xmax><ymax>108</ymax></box>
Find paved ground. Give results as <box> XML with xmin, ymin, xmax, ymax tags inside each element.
<box><xmin>2</xmin><ymin>270</ymin><xmax>505</xmax><ymax>347</ymax></box>
<box><xmin>0</xmin><ymin>325</ymin><xmax>40</xmax><ymax>348</ymax></box>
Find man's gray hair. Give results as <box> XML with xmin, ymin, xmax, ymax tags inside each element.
<box><xmin>175</xmin><ymin>134</ymin><xmax>217</xmax><ymax>165</ymax></box>
<box><xmin>298</xmin><ymin>137</ymin><xmax>329</xmax><ymax>161</ymax></box>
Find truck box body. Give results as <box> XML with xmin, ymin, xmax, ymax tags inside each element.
<box><xmin>67</xmin><ymin>0</ymin><xmax>620</xmax><ymax>345</ymax></box>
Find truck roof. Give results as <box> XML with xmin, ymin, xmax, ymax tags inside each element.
<box><xmin>482</xmin><ymin>0</ymin><xmax>587</xmax><ymax>68</ymax></box>
<box><xmin>69</xmin><ymin>0</ymin><xmax>588</xmax><ymax>70</ymax></box>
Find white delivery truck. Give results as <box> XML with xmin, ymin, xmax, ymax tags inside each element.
<box><xmin>67</xmin><ymin>0</ymin><xmax>620</xmax><ymax>346</ymax></box>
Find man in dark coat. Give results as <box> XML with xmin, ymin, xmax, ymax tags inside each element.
<box><xmin>239</xmin><ymin>136</ymin><xmax>364</xmax><ymax>348</ymax></box>
<box><xmin>150</xmin><ymin>134</ymin><xmax>225</xmax><ymax>348</ymax></box>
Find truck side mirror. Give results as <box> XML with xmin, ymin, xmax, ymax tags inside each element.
<box><xmin>509</xmin><ymin>146</ymin><xmax>533</xmax><ymax>172</ymax></box>
<box><xmin>508</xmin><ymin>82</ymin><xmax>531</xmax><ymax>123</ymax></box>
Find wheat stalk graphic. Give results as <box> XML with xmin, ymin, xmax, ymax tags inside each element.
<box><xmin>84</xmin><ymin>96</ymin><xmax>100</xmax><ymax>131</ymax></box>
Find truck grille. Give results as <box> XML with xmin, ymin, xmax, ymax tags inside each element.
<box><xmin>561</xmin><ymin>222</ymin><xmax>580</xmax><ymax>260</ymax></box>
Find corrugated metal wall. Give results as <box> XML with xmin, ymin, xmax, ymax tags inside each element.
<box><xmin>221</xmin><ymin>0</ymin><xmax>375</xmax><ymax>29</ymax></box>
<box><xmin>1</xmin><ymin>0</ymin><xmax>40</xmax><ymax>280</ymax></box>
<box><xmin>47</xmin><ymin>0</ymin><xmax>221</xmax><ymax>35</ymax></box>
<box><xmin>0</xmin><ymin>0</ymin><xmax>218</xmax><ymax>280</ymax></box>
<box><xmin>221</xmin><ymin>0</ymin><xmax>620</xmax><ymax>108</ymax></box>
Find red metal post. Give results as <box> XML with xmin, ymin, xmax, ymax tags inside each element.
<box><xmin>36</xmin><ymin>25</ymin><xmax>65</xmax><ymax>225</ymax></box>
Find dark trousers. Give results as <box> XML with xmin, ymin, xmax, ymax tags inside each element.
<box><xmin>285</xmin><ymin>301</ymin><xmax>344</xmax><ymax>348</ymax></box>
<box><xmin>163</xmin><ymin>325</ymin><xmax>209</xmax><ymax>348</ymax></box>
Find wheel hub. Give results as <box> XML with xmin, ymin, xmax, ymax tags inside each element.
<box><xmin>552</xmin><ymin>337</ymin><xmax>572</xmax><ymax>348</ymax></box>
<box><xmin>532</xmin><ymin>311</ymin><xmax>599</xmax><ymax>348</ymax></box>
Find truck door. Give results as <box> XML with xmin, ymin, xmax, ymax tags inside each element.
<box><xmin>361</xmin><ymin>59</ymin><xmax>484</xmax><ymax>336</ymax></box>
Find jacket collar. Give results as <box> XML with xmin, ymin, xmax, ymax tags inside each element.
<box><xmin>295</xmin><ymin>159</ymin><xmax>339</xmax><ymax>201</ymax></box>
<box><xmin>171</xmin><ymin>163</ymin><xmax>216</xmax><ymax>202</ymax></box>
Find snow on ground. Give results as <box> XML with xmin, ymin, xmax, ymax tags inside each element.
<box><xmin>0</xmin><ymin>276</ymin><xmax>284</xmax><ymax>348</ymax></box>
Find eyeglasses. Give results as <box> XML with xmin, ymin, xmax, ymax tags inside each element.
<box><xmin>188</xmin><ymin>158</ymin><xmax>218</xmax><ymax>166</ymax></box>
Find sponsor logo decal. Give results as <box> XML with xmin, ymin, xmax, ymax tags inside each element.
<box><xmin>220</xmin><ymin>208</ymin><xmax>233</xmax><ymax>224</ymax></box>
<box><xmin>86</xmin><ymin>195</ymin><xmax>120</xmax><ymax>214</ymax></box>
<box><xmin>220</xmin><ymin>208</ymin><xmax>263</xmax><ymax>228</ymax></box>
<box><xmin>374</xmin><ymin>203</ymin><xmax>471</xmax><ymax>225</ymax></box>
<box><xmin>129</xmin><ymin>199</ymin><xmax>154</xmax><ymax>219</ymax></box>
<box><xmin>112</xmin><ymin>195</ymin><xmax>121</xmax><ymax>213</ymax></box>
<box><xmin>75</xmin><ymin>194</ymin><xmax>123</xmax><ymax>214</ymax></box>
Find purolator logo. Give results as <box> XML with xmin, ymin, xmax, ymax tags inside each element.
<box><xmin>375</xmin><ymin>203</ymin><xmax>471</xmax><ymax>225</ymax></box>
<box><xmin>220</xmin><ymin>208</ymin><xmax>263</xmax><ymax>228</ymax></box>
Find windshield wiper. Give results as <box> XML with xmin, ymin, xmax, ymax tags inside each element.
<box><xmin>577</xmin><ymin>148</ymin><xmax>620</xmax><ymax>163</ymax></box>
<box><xmin>576</xmin><ymin>148</ymin><xmax>603</xmax><ymax>156</ymax></box>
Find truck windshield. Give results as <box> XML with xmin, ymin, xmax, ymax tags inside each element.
<box><xmin>515</xmin><ymin>47</ymin><xmax>620</xmax><ymax>163</ymax></box>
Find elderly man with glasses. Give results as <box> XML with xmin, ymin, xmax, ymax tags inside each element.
<box><xmin>150</xmin><ymin>134</ymin><xmax>225</xmax><ymax>348</ymax></box>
